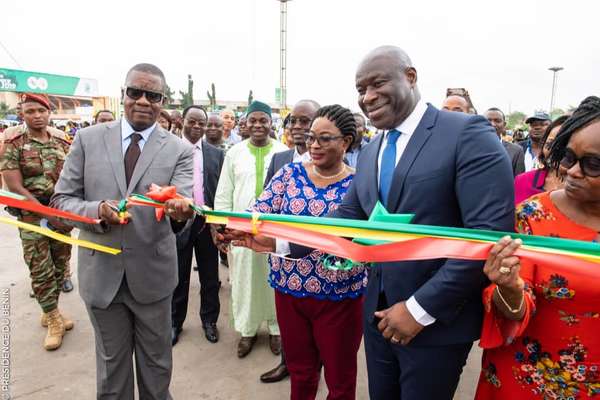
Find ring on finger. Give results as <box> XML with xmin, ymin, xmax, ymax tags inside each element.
<box><xmin>499</xmin><ymin>266</ymin><xmax>511</xmax><ymax>274</ymax></box>
<box><xmin>390</xmin><ymin>336</ymin><xmax>400</xmax><ymax>344</ymax></box>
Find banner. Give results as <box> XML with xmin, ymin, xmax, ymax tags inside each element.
<box><xmin>0</xmin><ymin>67</ymin><xmax>98</xmax><ymax>97</ymax></box>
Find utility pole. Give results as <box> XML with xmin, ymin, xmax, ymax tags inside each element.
<box><xmin>277</xmin><ymin>0</ymin><xmax>291</xmax><ymax>110</ymax></box>
<box><xmin>548</xmin><ymin>66</ymin><xmax>564</xmax><ymax>116</ymax></box>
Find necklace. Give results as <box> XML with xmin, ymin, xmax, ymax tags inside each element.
<box><xmin>312</xmin><ymin>164</ymin><xmax>346</xmax><ymax>180</ymax></box>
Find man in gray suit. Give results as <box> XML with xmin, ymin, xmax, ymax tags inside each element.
<box><xmin>485</xmin><ymin>108</ymin><xmax>526</xmax><ymax>176</ymax></box>
<box><xmin>264</xmin><ymin>100</ymin><xmax>320</xmax><ymax>186</ymax></box>
<box><xmin>51</xmin><ymin>63</ymin><xmax>194</xmax><ymax>400</ymax></box>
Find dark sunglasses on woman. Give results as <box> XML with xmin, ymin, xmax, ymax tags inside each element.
<box><xmin>561</xmin><ymin>148</ymin><xmax>600</xmax><ymax>177</ymax></box>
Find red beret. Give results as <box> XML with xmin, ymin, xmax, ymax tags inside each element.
<box><xmin>20</xmin><ymin>93</ymin><xmax>51</xmax><ymax>110</ymax></box>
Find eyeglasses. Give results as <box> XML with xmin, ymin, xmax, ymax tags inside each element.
<box><xmin>560</xmin><ymin>148</ymin><xmax>600</xmax><ymax>177</ymax></box>
<box><xmin>289</xmin><ymin>117</ymin><xmax>312</xmax><ymax>126</ymax></box>
<box><xmin>304</xmin><ymin>133</ymin><xmax>345</xmax><ymax>147</ymax></box>
<box><xmin>125</xmin><ymin>87</ymin><xmax>164</xmax><ymax>104</ymax></box>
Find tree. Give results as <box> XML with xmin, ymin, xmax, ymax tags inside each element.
<box><xmin>247</xmin><ymin>90</ymin><xmax>254</xmax><ymax>106</ymax></box>
<box><xmin>164</xmin><ymin>85</ymin><xmax>175</xmax><ymax>108</ymax></box>
<box><xmin>506</xmin><ymin>111</ymin><xmax>526</xmax><ymax>130</ymax></box>
<box><xmin>179</xmin><ymin>74</ymin><xmax>194</xmax><ymax>109</ymax></box>
<box><xmin>207</xmin><ymin>83</ymin><xmax>217</xmax><ymax>111</ymax></box>
<box><xmin>0</xmin><ymin>102</ymin><xmax>15</xmax><ymax>119</ymax></box>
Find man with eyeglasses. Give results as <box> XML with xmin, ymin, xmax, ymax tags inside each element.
<box><xmin>264</xmin><ymin>100</ymin><xmax>320</xmax><ymax>186</ymax></box>
<box><xmin>51</xmin><ymin>63</ymin><xmax>194</xmax><ymax>399</ymax></box>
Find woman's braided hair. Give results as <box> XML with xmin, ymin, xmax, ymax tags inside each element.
<box><xmin>313</xmin><ymin>104</ymin><xmax>357</xmax><ymax>147</ymax></box>
<box><xmin>548</xmin><ymin>96</ymin><xmax>600</xmax><ymax>172</ymax></box>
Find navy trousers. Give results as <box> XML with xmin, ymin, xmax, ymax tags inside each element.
<box><xmin>364</xmin><ymin>295</ymin><xmax>473</xmax><ymax>400</ymax></box>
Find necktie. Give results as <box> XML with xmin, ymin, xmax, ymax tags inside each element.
<box><xmin>193</xmin><ymin>147</ymin><xmax>205</xmax><ymax>206</ymax></box>
<box><xmin>124</xmin><ymin>133</ymin><xmax>142</xmax><ymax>187</ymax></box>
<box><xmin>379</xmin><ymin>129</ymin><xmax>401</xmax><ymax>208</ymax></box>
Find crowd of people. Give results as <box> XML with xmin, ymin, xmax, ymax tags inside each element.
<box><xmin>0</xmin><ymin>44</ymin><xmax>599</xmax><ymax>400</ymax></box>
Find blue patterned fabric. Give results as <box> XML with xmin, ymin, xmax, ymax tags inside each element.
<box><xmin>254</xmin><ymin>162</ymin><xmax>367</xmax><ymax>300</ymax></box>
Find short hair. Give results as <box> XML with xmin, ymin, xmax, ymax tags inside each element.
<box><xmin>125</xmin><ymin>63</ymin><xmax>166</xmax><ymax>91</ymax></box>
<box><xmin>94</xmin><ymin>109</ymin><xmax>114</xmax><ymax>123</ymax></box>
<box><xmin>548</xmin><ymin>96</ymin><xmax>600</xmax><ymax>172</ymax></box>
<box><xmin>296</xmin><ymin>99</ymin><xmax>321</xmax><ymax>110</ymax></box>
<box><xmin>314</xmin><ymin>105</ymin><xmax>357</xmax><ymax>147</ymax></box>
<box><xmin>158</xmin><ymin>110</ymin><xmax>172</xmax><ymax>130</ymax></box>
<box><xmin>485</xmin><ymin>107</ymin><xmax>505</xmax><ymax>121</ymax></box>
<box><xmin>182</xmin><ymin>105</ymin><xmax>207</xmax><ymax>119</ymax></box>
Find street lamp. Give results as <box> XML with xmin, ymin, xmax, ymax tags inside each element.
<box><xmin>276</xmin><ymin>0</ymin><xmax>291</xmax><ymax>110</ymax></box>
<box><xmin>548</xmin><ymin>66</ymin><xmax>564</xmax><ymax>116</ymax></box>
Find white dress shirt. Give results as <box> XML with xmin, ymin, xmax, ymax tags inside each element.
<box><xmin>121</xmin><ymin>118</ymin><xmax>156</xmax><ymax>157</ymax></box>
<box><xmin>293</xmin><ymin>147</ymin><xmax>311</xmax><ymax>163</ymax></box>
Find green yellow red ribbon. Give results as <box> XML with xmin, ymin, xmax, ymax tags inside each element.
<box><xmin>0</xmin><ymin>216</ymin><xmax>120</xmax><ymax>255</ymax></box>
<box><xmin>0</xmin><ymin>189</ymin><xmax>101</xmax><ymax>224</ymax></box>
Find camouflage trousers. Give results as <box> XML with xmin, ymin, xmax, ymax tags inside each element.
<box><xmin>19</xmin><ymin>228</ymin><xmax>72</xmax><ymax>313</ymax></box>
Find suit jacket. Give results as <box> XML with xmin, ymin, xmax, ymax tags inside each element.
<box><xmin>328</xmin><ymin>105</ymin><xmax>515</xmax><ymax>345</ymax></box>
<box><xmin>176</xmin><ymin>141</ymin><xmax>224</xmax><ymax>250</ymax></box>
<box><xmin>51</xmin><ymin>120</ymin><xmax>194</xmax><ymax>308</ymax></box>
<box><xmin>264</xmin><ymin>148</ymin><xmax>295</xmax><ymax>188</ymax></box>
<box><xmin>503</xmin><ymin>140</ymin><xmax>525</xmax><ymax>176</ymax></box>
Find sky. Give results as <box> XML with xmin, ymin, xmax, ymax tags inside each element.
<box><xmin>2</xmin><ymin>0</ymin><xmax>599</xmax><ymax>116</ymax></box>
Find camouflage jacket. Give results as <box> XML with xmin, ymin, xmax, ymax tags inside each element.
<box><xmin>0</xmin><ymin>125</ymin><xmax>71</xmax><ymax>201</ymax></box>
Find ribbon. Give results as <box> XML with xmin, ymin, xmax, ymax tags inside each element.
<box><xmin>128</xmin><ymin>184</ymin><xmax>202</xmax><ymax>220</ymax></box>
<box><xmin>214</xmin><ymin>216</ymin><xmax>599</xmax><ymax>274</ymax></box>
<box><xmin>0</xmin><ymin>216</ymin><xmax>121</xmax><ymax>255</ymax></box>
<box><xmin>0</xmin><ymin>189</ymin><xmax>101</xmax><ymax>224</ymax></box>
<box><xmin>202</xmin><ymin>202</ymin><xmax>600</xmax><ymax>272</ymax></box>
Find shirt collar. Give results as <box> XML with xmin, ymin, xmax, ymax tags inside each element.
<box><xmin>183</xmin><ymin>135</ymin><xmax>203</xmax><ymax>150</ymax></box>
<box><xmin>385</xmin><ymin>99</ymin><xmax>428</xmax><ymax>138</ymax></box>
<box><xmin>121</xmin><ymin>118</ymin><xmax>156</xmax><ymax>143</ymax></box>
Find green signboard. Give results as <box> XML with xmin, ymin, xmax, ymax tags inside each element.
<box><xmin>0</xmin><ymin>67</ymin><xmax>98</xmax><ymax>97</ymax></box>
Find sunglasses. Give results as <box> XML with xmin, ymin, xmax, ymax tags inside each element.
<box><xmin>304</xmin><ymin>133</ymin><xmax>345</xmax><ymax>147</ymax></box>
<box><xmin>125</xmin><ymin>87</ymin><xmax>164</xmax><ymax>103</ymax></box>
<box><xmin>560</xmin><ymin>148</ymin><xmax>600</xmax><ymax>177</ymax></box>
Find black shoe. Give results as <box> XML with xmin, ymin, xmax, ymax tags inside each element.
<box><xmin>171</xmin><ymin>326</ymin><xmax>182</xmax><ymax>346</ymax></box>
<box><xmin>203</xmin><ymin>323</ymin><xmax>219</xmax><ymax>343</ymax></box>
<box><xmin>260</xmin><ymin>362</ymin><xmax>289</xmax><ymax>383</ymax></box>
<box><xmin>62</xmin><ymin>278</ymin><xmax>74</xmax><ymax>293</ymax></box>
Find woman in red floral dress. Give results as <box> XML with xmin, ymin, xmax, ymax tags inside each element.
<box><xmin>475</xmin><ymin>96</ymin><xmax>600</xmax><ymax>399</ymax></box>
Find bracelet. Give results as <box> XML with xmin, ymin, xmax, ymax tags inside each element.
<box><xmin>495</xmin><ymin>285</ymin><xmax>524</xmax><ymax>314</ymax></box>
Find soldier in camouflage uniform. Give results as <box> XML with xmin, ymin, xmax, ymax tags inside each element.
<box><xmin>0</xmin><ymin>93</ymin><xmax>74</xmax><ymax>350</ymax></box>
<box><xmin>2</xmin><ymin>123</ymin><xmax>75</xmax><ymax>294</ymax></box>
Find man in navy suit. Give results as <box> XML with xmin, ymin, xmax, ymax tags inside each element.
<box><xmin>299</xmin><ymin>46</ymin><xmax>514</xmax><ymax>399</ymax></box>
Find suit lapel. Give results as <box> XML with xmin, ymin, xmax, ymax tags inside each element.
<box><xmin>127</xmin><ymin>126</ymin><xmax>167</xmax><ymax>193</ymax></box>
<box><xmin>103</xmin><ymin>122</ymin><xmax>127</xmax><ymax>197</ymax></box>
<box><xmin>386</xmin><ymin>105</ymin><xmax>437</xmax><ymax>212</ymax></box>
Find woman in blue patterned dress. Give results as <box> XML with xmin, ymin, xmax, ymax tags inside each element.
<box><xmin>232</xmin><ymin>105</ymin><xmax>367</xmax><ymax>400</ymax></box>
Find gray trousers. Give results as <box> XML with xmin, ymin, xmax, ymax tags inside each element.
<box><xmin>86</xmin><ymin>280</ymin><xmax>173</xmax><ymax>400</ymax></box>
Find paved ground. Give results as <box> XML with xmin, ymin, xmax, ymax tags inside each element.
<box><xmin>0</xmin><ymin>210</ymin><xmax>482</xmax><ymax>399</ymax></box>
